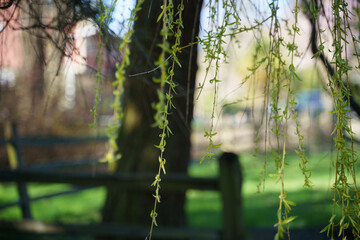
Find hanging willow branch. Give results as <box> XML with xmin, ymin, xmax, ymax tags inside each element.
<box><xmin>305</xmin><ymin>0</ymin><xmax>360</xmax><ymax>117</ymax></box>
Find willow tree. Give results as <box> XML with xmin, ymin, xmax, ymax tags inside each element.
<box><xmin>98</xmin><ymin>0</ymin><xmax>360</xmax><ymax>240</ymax></box>
<box><xmin>101</xmin><ymin>0</ymin><xmax>203</xmax><ymax>233</ymax></box>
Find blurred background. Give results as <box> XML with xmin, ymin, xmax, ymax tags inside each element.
<box><xmin>0</xmin><ymin>0</ymin><xmax>360</xmax><ymax>239</ymax></box>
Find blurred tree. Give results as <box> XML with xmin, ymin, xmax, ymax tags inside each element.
<box><xmin>101</xmin><ymin>0</ymin><xmax>203</xmax><ymax>236</ymax></box>
<box><xmin>0</xmin><ymin>0</ymin><xmax>108</xmax><ymax>166</ymax></box>
<box><xmin>0</xmin><ymin>0</ymin><xmax>103</xmax><ymax>129</ymax></box>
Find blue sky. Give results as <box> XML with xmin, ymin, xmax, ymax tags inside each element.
<box><xmin>103</xmin><ymin>0</ymin><xmax>294</xmax><ymax>35</ymax></box>
<box><xmin>103</xmin><ymin>0</ymin><xmax>135</xmax><ymax>34</ymax></box>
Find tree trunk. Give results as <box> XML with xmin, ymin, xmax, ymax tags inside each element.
<box><xmin>102</xmin><ymin>0</ymin><xmax>203</xmax><ymax>238</ymax></box>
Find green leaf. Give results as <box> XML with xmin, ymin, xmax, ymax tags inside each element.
<box><xmin>269</xmin><ymin>174</ymin><xmax>279</xmax><ymax>178</ymax></box>
<box><xmin>173</xmin><ymin>55</ymin><xmax>182</xmax><ymax>67</ymax></box>
<box><xmin>320</xmin><ymin>223</ymin><xmax>331</xmax><ymax>234</ymax></box>
<box><xmin>157</xmin><ymin>8</ymin><xmax>165</xmax><ymax>22</ymax></box>
<box><xmin>286</xmin><ymin>200</ymin><xmax>296</xmax><ymax>206</ymax></box>
<box><xmin>281</xmin><ymin>216</ymin><xmax>297</xmax><ymax>225</ymax></box>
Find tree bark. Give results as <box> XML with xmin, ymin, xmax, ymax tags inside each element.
<box><xmin>102</xmin><ymin>0</ymin><xmax>203</xmax><ymax>238</ymax></box>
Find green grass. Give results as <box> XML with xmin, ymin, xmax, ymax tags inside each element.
<box><xmin>0</xmin><ymin>152</ymin><xmax>348</xmax><ymax>229</ymax></box>
<box><xmin>187</xmin><ymin>151</ymin><xmax>342</xmax><ymax>229</ymax></box>
<box><xmin>0</xmin><ymin>184</ymin><xmax>105</xmax><ymax>223</ymax></box>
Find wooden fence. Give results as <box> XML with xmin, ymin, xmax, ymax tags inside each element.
<box><xmin>0</xmin><ymin>123</ymin><xmax>243</xmax><ymax>240</ymax></box>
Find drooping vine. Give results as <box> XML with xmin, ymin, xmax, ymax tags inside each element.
<box><xmin>308</xmin><ymin>0</ymin><xmax>360</xmax><ymax>239</ymax></box>
<box><xmin>197</xmin><ymin>0</ymin><xmax>230</xmax><ymax>163</ymax></box>
<box><xmin>101</xmin><ymin>0</ymin><xmax>145</xmax><ymax>171</ymax></box>
<box><xmin>149</xmin><ymin>1</ymin><xmax>185</xmax><ymax>238</ymax></box>
<box><xmin>190</xmin><ymin>0</ymin><xmax>310</xmax><ymax>238</ymax></box>
<box><xmin>288</xmin><ymin>2</ymin><xmax>312</xmax><ymax>189</ymax></box>
<box><xmin>90</xmin><ymin>0</ymin><xmax>117</xmax><ymax>128</ymax></box>
<box><xmin>273</xmin><ymin>0</ymin><xmax>312</xmax><ymax>238</ymax></box>
<box><xmin>265</xmin><ymin>1</ymin><xmax>297</xmax><ymax>238</ymax></box>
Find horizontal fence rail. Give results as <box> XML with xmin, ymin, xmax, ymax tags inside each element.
<box><xmin>0</xmin><ymin>170</ymin><xmax>219</xmax><ymax>192</ymax></box>
<box><xmin>0</xmin><ymin>136</ymin><xmax>108</xmax><ymax>147</ymax></box>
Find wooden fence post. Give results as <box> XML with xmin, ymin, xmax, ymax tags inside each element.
<box><xmin>4</xmin><ymin>122</ymin><xmax>32</xmax><ymax>219</ymax></box>
<box><xmin>218</xmin><ymin>152</ymin><xmax>243</xmax><ymax>240</ymax></box>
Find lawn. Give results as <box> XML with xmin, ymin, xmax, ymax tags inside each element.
<box><xmin>0</xmin><ymin>152</ymin><xmax>345</xmax><ymax>230</ymax></box>
<box><xmin>187</xmin><ymin>151</ymin><xmax>339</xmax><ymax>229</ymax></box>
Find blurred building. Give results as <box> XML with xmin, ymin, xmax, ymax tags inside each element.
<box><xmin>0</xmin><ymin>1</ymin><xmax>120</xmax><ymax>167</ymax></box>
